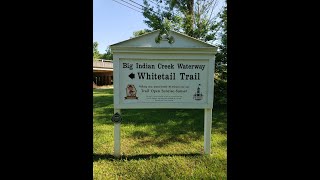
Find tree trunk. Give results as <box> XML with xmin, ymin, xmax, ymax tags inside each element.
<box><xmin>186</xmin><ymin>0</ymin><xmax>194</xmax><ymax>36</ymax></box>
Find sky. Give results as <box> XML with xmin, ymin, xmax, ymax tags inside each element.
<box><xmin>93</xmin><ymin>0</ymin><xmax>225</xmax><ymax>53</ymax></box>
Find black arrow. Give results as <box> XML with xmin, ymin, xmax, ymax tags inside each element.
<box><xmin>129</xmin><ymin>73</ymin><xmax>135</xmax><ymax>79</ymax></box>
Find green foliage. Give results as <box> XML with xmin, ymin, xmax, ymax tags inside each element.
<box><xmin>214</xmin><ymin>3</ymin><xmax>227</xmax><ymax>105</ymax></box>
<box><xmin>93</xmin><ymin>43</ymin><xmax>113</xmax><ymax>60</ymax></box>
<box><xmin>143</xmin><ymin>0</ymin><xmax>220</xmax><ymax>42</ymax></box>
<box><xmin>93</xmin><ymin>89</ymin><xmax>227</xmax><ymax>179</ymax></box>
<box><xmin>99</xmin><ymin>46</ymin><xmax>113</xmax><ymax>60</ymax></box>
<box><xmin>93</xmin><ymin>41</ymin><xmax>100</xmax><ymax>59</ymax></box>
<box><xmin>142</xmin><ymin>0</ymin><xmax>227</xmax><ymax>105</ymax></box>
<box><xmin>132</xmin><ymin>29</ymin><xmax>152</xmax><ymax>38</ymax></box>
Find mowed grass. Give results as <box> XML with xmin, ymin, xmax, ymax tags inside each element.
<box><xmin>93</xmin><ymin>89</ymin><xmax>227</xmax><ymax>179</ymax></box>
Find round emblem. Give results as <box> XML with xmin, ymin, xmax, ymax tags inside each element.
<box><xmin>111</xmin><ymin>112</ymin><xmax>122</xmax><ymax>123</ymax></box>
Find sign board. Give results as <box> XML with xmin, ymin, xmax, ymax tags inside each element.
<box><xmin>111</xmin><ymin>30</ymin><xmax>217</xmax><ymax>109</ymax></box>
<box><xmin>118</xmin><ymin>59</ymin><xmax>213</xmax><ymax>108</ymax></box>
<box><xmin>110</xmin><ymin>30</ymin><xmax>218</xmax><ymax>156</ymax></box>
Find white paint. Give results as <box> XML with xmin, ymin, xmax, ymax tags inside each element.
<box><xmin>204</xmin><ymin>108</ymin><xmax>213</xmax><ymax>154</ymax></box>
<box><xmin>114</xmin><ymin>109</ymin><xmax>121</xmax><ymax>158</ymax></box>
<box><xmin>111</xmin><ymin>30</ymin><xmax>214</xmax><ymax>48</ymax></box>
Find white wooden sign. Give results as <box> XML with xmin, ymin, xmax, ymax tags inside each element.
<box><xmin>110</xmin><ymin>30</ymin><xmax>217</xmax><ymax>157</ymax></box>
<box><xmin>116</xmin><ymin>59</ymin><xmax>214</xmax><ymax>109</ymax></box>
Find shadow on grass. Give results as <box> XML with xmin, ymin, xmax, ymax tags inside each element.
<box><xmin>93</xmin><ymin>89</ymin><xmax>227</xmax><ymax>147</ymax></box>
<box><xmin>131</xmin><ymin>131</ymin><xmax>151</xmax><ymax>138</ymax></box>
<box><xmin>93</xmin><ymin>153</ymin><xmax>202</xmax><ymax>162</ymax></box>
<box><xmin>217</xmin><ymin>138</ymin><xmax>227</xmax><ymax>147</ymax></box>
<box><xmin>93</xmin><ymin>89</ymin><xmax>114</xmax><ymax>125</ymax></box>
<box><xmin>122</xmin><ymin>108</ymin><xmax>226</xmax><ymax>147</ymax></box>
<box><xmin>120</xmin><ymin>109</ymin><xmax>205</xmax><ymax>146</ymax></box>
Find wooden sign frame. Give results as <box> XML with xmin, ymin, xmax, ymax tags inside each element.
<box><xmin>110</xmin><ymin>30</ymin><xmax>217</xmax><ymax>157</ymax></box>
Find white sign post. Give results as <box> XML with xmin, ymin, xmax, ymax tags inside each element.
<box><xmin>110</xmin><ymin>30</ymin><xmax>217</xmax><ymax>157</ymax></box>
<box><xmin>113</xmin><ymin>109</ymin><xmax>121</xmax><ymax>157</ymax></box>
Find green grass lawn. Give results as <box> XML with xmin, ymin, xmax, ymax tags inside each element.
<box><xmin>93</xmin><ymin>89</ymin><xmax>227</xmax><ymax>179</ymax></box>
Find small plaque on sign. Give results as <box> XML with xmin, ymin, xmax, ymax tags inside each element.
<box><xmin>111</xmin><ymin>112</ymin><xmax>122</xmax><ymax>123</ymax></box>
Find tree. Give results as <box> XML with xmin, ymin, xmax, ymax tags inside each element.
<box><xmin>213</xmin><ymin>3</ymin><xmax>227</xmax><ymax>105</ymax></box>
<box><xmin>93</xmin><ymin>42</ymin><xmax>113</xmax><ymax>60</ymax></box>
<box><xmin>142</xmin><ymin>0</ymin><xmax>221</xmax><ymax>43</ymax></box>
<box><xmin>93</xmin><ymin>42</ymin><xmax>100</xmax><ymax>59</ymax></box>
<box><xmin>99</xmin><ymin>46</ymin><xmax>113</xmax><ymax>60</ymax></box>
<box><xmin>132</xmin><ymin>29</ymin><xmax>152</xmax><ymax>38</ymax></box>
<box><xmin>141</xmin><ymin>0</ymin><xmax>227</xmax><ymax>104</ymax></box>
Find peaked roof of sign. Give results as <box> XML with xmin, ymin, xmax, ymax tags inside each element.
<box><xmin>110</xmin><ymin>30</ymin><xmax>216</xmax><ymax>48</ymax></box>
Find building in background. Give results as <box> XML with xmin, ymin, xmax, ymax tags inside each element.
<box><xmin>93</xmin><ymin>59</ymin><xmax>113</xmax><ymax>87</ymax></box>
